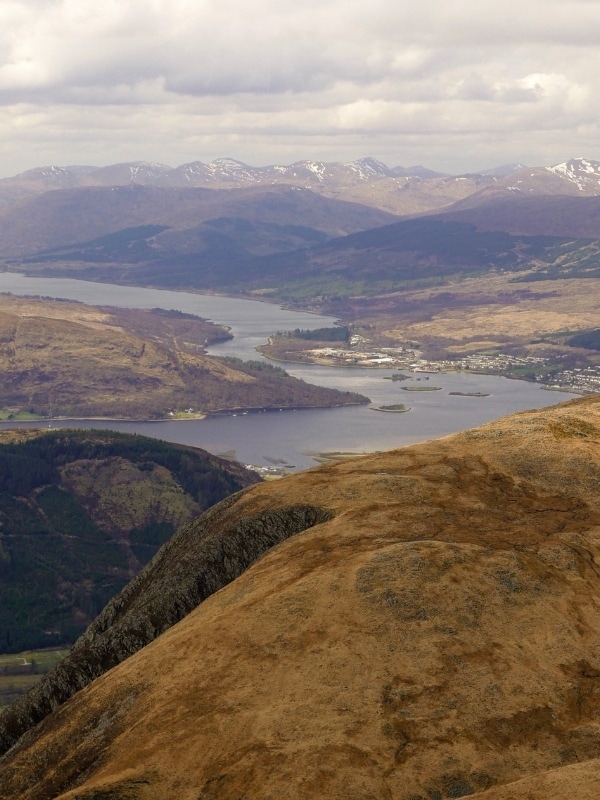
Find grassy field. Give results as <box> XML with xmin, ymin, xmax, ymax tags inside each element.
<box><xmin>0</xmin><ymin>410</ymin><xmax>43</xmax><ymax>421</ymax></box>
<box><xmin>0</xmin><ymin>648</ymin><xmax>69</xmax><ymax>709</ymax></box>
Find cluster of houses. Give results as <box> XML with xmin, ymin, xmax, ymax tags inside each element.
<box><xmin>415</xmin><ymin>353</ymin><xmax>600</xmax><ymax>394</ymax></box>
<box><xmin>432</xmin><ymin>353</ymin><xmax>548</xmax><ymax>374</ymax></box>
<box><xmin>308</xmin><ymin>342</ymin><xmax>600</xmax><ymax>394</ymax></box>
<box><xmin>546</xmin><ymin>366</ymin><xmax>600</xmax><ymax>394</ymax></box>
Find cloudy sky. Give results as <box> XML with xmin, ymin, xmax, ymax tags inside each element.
<box><xmin>0</xmin><ymin>0</ymin><xmax>599</xmax><ymax>177</ymax></box>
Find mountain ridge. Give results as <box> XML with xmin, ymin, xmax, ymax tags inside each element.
<box><xmin>2</xmin><ymin>156</ymin><xmax>598</xmax><ymax>215</ymax></box>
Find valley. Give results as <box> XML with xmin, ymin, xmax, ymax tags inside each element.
<box><xmin>0</xmin><ymin>648</ymin><xmax>70</xmax><ymax>710</ymax></box>
<box><xmin>2</xmin><ymin>157</ymin><xmax>600</xmax><ymax>387</ymax></box>
<box><xmin>0</xmin><ymin>274</ymin><xmax>575</xmax><ymax>473</ymax></box>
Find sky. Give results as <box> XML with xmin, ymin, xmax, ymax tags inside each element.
<box><xmin>0</xmin><ymin>0</ymin><xmax>599</xmax><ymax>177</ymax></box>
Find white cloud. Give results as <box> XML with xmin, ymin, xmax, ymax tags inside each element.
<box><xmin>0</xmin><ymin>0</ymin><xmax>599</xmax><ymax>174</ymax></box>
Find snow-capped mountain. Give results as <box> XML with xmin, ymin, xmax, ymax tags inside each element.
<box><xmin>0</xmin><ymin>157</ymin><xmax>453</xmax><ymax>193</ymax></box>
<box><xmin>0</xmin><ymin>157</ymin><xmax>490</xmax><ymax>215</ymax></box>
<box><xmin>547</xmin><ymin>158</ymin><xmax>600</xmax><ymax>191</ymax></box>
<box><xmin>2</xmin><ymin>156</ymin><xmax>600</xmax><ymax>217</ymax></box>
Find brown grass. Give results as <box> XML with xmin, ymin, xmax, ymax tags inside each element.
<box><xmin>331</xmin><ymin>274</ymin><xmax>600</xmax><ymax>355</ymax></box>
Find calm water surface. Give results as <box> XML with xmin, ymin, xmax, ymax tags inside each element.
<box><xmin>0</xmin><ymin>273</ymin><xmax>577</xmax><ymax>470</ymax></box>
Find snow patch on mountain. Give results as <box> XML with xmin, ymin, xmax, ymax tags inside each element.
<box><xmin>205</xmin><ymin>159</ymin><xmax>257</xmax><ymax>181</ymax></box>
<box><xmin>306</xmin><ymin>161</ymin><xmax>326</xmax><ymax>178</ymax></box>
<box><xmin>346</xmin><ymin>158</ymin><xmax>391</xmax><ymax>180</ymax></box>
<box><xmin>547</xmin><ymin>158</ymin><xmax>600</xmax><ymax>191</ymax></box>
<box><xmin>40</xmin><ymin>166</ymin><xmax>70</xmax><ymax>179</ymax></box>
<box><xmin>128</xmin><ymin>162</ymin><xmax>172</xmax><ymax>182</ymax></box>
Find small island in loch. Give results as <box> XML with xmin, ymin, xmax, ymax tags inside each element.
<box><xmin>449</xmin><ymin>391</ymin><xmax>491</xmax><ymax>397</ymax></box>
<box><xmin>402</xmin><ymin>386</ymin><xmax>443</xmax><ymax>392</ymax></box>
<box><xmin>372</xmin><ymin>403</ymin><xmax>411</xmax><ymax>413</ymax></box>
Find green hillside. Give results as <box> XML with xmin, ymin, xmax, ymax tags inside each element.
<box><xmin>0</xmin><ymin>429</ymin><xmax>259</xmax><ymax>653</ymax></box>
<box><xmin>26</xmin><ymin>217</ymin><xmax>577</xmax><ymax>298</ymax></box>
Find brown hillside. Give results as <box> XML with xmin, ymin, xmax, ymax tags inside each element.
<box><xmin>3</xmin><ymin>396</ymin><xmax>600</xmax><ymax>798</ymax></box>
<box><xmin>0</xmin><ymin>184</ymin><xmax>397</xmax><ymax>257</ymax></box>
<box><xmin>0</xmin><ymin>294</ymin><xmax>367</xmax><ymax>418</ymax></box>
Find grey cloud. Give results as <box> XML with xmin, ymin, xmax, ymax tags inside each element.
<box><xmin>0</xmin><ymin>1</ymin><xmax>596</xmax><ymax>103</ymax></box>
<box><xmin>451</xmin><ymin>75</ymin><xmax>543</xmax><ymax>104</ymax></box>
<box><xmin>0</xmin><ymin>0</ymin><xmax>598</xmax><ymax>175</ymax></box>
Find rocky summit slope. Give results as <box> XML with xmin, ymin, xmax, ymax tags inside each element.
<box><xmin>3</xmin><ymin>396</ymin><xmax>600</xmax><ymax>798</ymax></box>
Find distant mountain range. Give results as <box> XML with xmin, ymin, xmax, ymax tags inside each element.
<box><xmin>2</xmin><ymin>156</ymin><xmax>600</xmax><ymax>298</ymax></box>
<box><xmin>3</xmin><ymin>156</ymin><xmax>600</xmax><ymax>214</ymax></box>
<box><xmin>0</xmin><ymin>156</ymin><xmax>455</xmax><ymax>196</ymax></box>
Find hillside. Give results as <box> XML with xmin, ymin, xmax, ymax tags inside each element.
<box><xmin>7</xmin><ymin>191</ymin><xmax>600</xmax><ymax>297</ymax></box>
<box><xmin>229</xmin><ymin>218</ymin><xmax>575</xmax><ymax>302</ymax></box>
<box><xmin>436</xmin><ymin>193</ymin><xmax>600</xmax><ymax>238</ymax></box>
<box><xmin>0</xmin><ymin>183</ymin><xmax>397</xmax><ymax>272</ymax></box>
<box><xmin>0</xmin><ymin>295</ymin><xmax>368</xmax><ymax>419</ymax></box>
<box><xmin>9</xmin><ymin>213</ymin><xmax>585</xmax><ymax>297</ymax></box>
<box><xmin>3</xmin><ymin>396</ymin><xmax>600</xmax><ymax>797</ymax></box>
<box><xmin>0</xmin><ymin>428</ymin><xmax>260</xmax><ymax>654</ymax></box>
<box><xmin>227</xmin><ymin>189</ymin><xmax>600</xmax><ymax>301</ymax></box>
